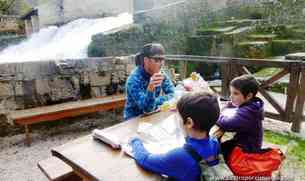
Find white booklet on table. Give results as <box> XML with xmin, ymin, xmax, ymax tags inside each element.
<box><xmin>92</xmin><ymin>129</ymin><xmax>121</xmax><ymax>149</ymax></box>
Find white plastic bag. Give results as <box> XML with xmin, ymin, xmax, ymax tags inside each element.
<box><xmin>183</xmin><ymin>72</ymin><xmax>210</xmax><ymax>92</ymax></box>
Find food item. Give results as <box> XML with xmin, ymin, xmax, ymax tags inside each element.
<box><xmin>191</xmin><ymin>72</ymin><xmax>199</xmax><ymax>81</ymax></box>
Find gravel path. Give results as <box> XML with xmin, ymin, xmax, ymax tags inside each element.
<box><xmin>0</xmin><ymin>112</ymin><xmax>121</xmax><ymax>181</ymax></box>
<box><xmin>0</xmin><ymin>111</ymin><xmax>304</xmax><ymax>181</ymax></box>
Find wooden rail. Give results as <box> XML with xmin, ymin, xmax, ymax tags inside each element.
<box><xmin>165</xmin><ymin>55</ymin><xmax>305</xmax><ymax>132</ymax></box>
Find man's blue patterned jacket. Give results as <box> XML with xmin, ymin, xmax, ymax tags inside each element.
<box><xmin>124</xmin><ymin>66</ymin><xmax>175</xmax><ymax>120</ymax></box>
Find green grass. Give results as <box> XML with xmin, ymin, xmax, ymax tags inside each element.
<box><xmin>264</xmin><ymin>130</ymin><xmax>305</xmax><ymax>164</ymax></box>
<box><xmin>255</xmin><ymin>67</ymin><xmax>281</xmax><ymax>77</ymax></box>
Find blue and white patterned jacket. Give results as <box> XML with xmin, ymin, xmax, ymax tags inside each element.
<box><xmin>124</xmin><ymin>66</ymin><xmax>175</xmax><ymax>120</ymax></box>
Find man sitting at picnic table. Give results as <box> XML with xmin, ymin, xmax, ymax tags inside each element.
<box><xmin>124</xmin><ymin>43</ymin><xmax>175</xmax><ymax>120</ymax></box>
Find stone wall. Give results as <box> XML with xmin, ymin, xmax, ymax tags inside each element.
<box><xmin>0</xmin><ymin>56</ymin><xmax>135</xmax><ymax>113</ymax></box>
<box><xmin>0</xmin><ymin>15</ymin><xmax>20</xmax><ymax>33</ymax></box>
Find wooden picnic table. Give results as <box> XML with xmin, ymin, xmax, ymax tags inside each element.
<box><xmin>51</xmin><ymin>111</ymin><xmax>174</xmax><ymax>181</ymax></box>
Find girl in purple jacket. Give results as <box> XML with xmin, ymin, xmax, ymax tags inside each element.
<box><xmin>210</xmin><ymin>75</ymin><xmax>284</xmax><ymax>178</ymax></box>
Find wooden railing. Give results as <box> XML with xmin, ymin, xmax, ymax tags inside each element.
<box><xmin>165</xmin><ymin>55</ymin><xmax>305</xmax><ymax>132</ymax></box>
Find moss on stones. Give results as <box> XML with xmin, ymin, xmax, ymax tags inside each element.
<box><xmin>236</xmin><ymin>41</ymin><xmax>272</xmax><ymax>58</ymax></box>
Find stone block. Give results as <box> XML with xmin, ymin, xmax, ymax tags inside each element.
<box><xmin>0</xmin><ymin>82</ymin><xmax>13</xmax><ymax>97</ymax></box>
<box><xmin>49</xmin><ymin>77</ymin><xmax>76</xmax><ymax>101</ymax></box>
<box><xmin>90</xmin><ymin>87</ymin><xmax>102</xmax><ymax>98</ymax></box>
<box><xmin>22</xmin><ymin>80</ymin><xmax>38</xmax><ymax>108</ymax></box>
<box><xmin>89</xmin><ymin>72</ymin><xmax>111</xmax><ymax>86</ymax></box>
<box><xmin>115</xmin><ymin>65</ymin><xmax>125</xmax><ymax>70</ymax></box>
<box><xmin>81</xmin><ymin>72</ymin><xmax>90</xmax><ymax>85</ymax></box>
<box><xmin>14</xmin><ymin>81</ymin><xmax>24</xmax><ymax>96</ymax></box>
<box><xmin>35</xmin><ymin>79</ymin><xmax>51</xmax><ymax>95</ymax></box>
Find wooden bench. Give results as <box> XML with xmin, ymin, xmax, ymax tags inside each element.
<box><xmin>38</xmin><ymin>156</ymin><xmax>82</xmax><ymax>181</ymax></box>
<box><xmin>8</xmin><ymin>94</ymin><xmax>126</xmax><ymax>146</ymax></box>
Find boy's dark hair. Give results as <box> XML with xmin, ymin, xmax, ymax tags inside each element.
<box><xmin>176</xmin><ymin>92</ymin><xmax>220</xmax><ymax>132</ymax></box>
<box><xmin>135</xmin><ymin>43</ymin><xmax>165</xmax><ymax>66</ymax></box>
<box><xmin>230</xmin><ymin>75</ymin><xmax>259</xmax><ymax>98</ymax></box>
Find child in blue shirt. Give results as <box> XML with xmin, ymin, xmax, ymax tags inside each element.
<box><xmin>129</xmin><ymin>92</ymin><xmax>221</xmax><ymax>181</ymax></box>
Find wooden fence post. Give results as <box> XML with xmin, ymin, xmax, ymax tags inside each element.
<box><xmin>292</xmin><ymin>69</ymin><xmax>305</xmax><ymax>132</ymax></box>
<box><xmin>179</xmin><ymin>60</ymin><xmax>187</xmax><ymax>80</ymax></box>
<box><xmin>220</xmin><ymin>62</ymin><xmax>231</xmax><ymax>99</ymax></box>
<box><xmin>285</xmin><ymin>63</ymin><xmax>300</xmax><ymax>124</ymax></box>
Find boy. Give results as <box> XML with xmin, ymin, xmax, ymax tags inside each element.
<box><xmin>128</xmin><ymin>92</ymin><xmax>220</xmax><ymax>181</ymax></box>
<box><xmin>210</xmin><ymin>75</ymin><xmax>283</xmax><ymax>177</ymax></box>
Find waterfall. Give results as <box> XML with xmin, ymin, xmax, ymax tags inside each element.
<box><xmin>0</xmin><ymin>13</ymin><xmax>133</xmax><ymax>63</ymax></box>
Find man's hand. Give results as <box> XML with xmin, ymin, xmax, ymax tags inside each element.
<box><xmin>209</xmin><ymin>125</ymin><xmax>225</xmax><ymax>139</ymax></box>
<box><xmin>147</xmin><ymin>73</ymin><xmax>164</xmax><ymax>92</ymax></box>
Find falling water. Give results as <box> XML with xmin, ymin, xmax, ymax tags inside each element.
<box><xmin>0</xmin><ymin>13</ymin><xmax>133</xmax><ymax>62</ymax></box>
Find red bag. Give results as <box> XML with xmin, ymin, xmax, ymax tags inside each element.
<box><xmin>227</xmin><ymin>146</ymin><xmax>285</xmax><ymax>177</ymax></box>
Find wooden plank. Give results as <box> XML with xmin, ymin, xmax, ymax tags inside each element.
<box><xmin>38</xmin><ymin>156</ymin><xmax>82</xmax><ymax>181</ymax></box>
<box><xmin>14</xmin><ymin>98</ymin><xmax>125</xmax><ymax>125</ymax></box>
<box><xmin>10</xmin><ymin>95</ymin><xmax>125</xmax><ymax>120</ymax></box>
<box><xmin>264</xmin><ymin>111</ymin><xmax>283</xmax><ymax>121</ymax></box>
<box><xmin>261</xmin><ymin>69</ymin><xmax>289</xmax><ymax>88</ymax></box>
<box><xmin>241</xmin><ymin>66</ymin><xmax>285</xmax><ymax>118</ymax></box>
<box><xmin>285</xmin><ymin>64</ymin><xmax>300</xmax><ymax>123</ymax></box>
<box><xmin>165</xmin><ymin>55</ymin><xmax>300</xmax><ymax>68</ymax></box>
<box><xmin>292</xmin><ymin>70</ymin><xmax>305</xmax><ymax>132</ymax></box>
<box><xmin>51</xmin><ymin>112</ymin><xmax>172</xmax><ymax>181</ymax></box>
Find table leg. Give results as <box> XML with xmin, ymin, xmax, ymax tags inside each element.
<box><xmin>25</xmin><ymin>125</ymin><xmax>31</xmax><ymax>146</ymax></box>
<box><xmin>73</xmin><ymin>169</ymin><xmax>92</xmax><ymax>181</ymax></box>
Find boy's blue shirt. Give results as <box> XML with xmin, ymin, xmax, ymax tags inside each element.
<box><xmin>124</xmin><ymin>66</ymin><xmax>175</xmax><ymax>120</ymax></box>
<box><xmin>130</xmin><ymin>137</ymin><xmax>220</xmax><ymax>181</ymax></box>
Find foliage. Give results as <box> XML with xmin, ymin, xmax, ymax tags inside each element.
<box><xmin>264</xmin><ymin>130</ymin><xmax>305</xmax><ymax>164</ymax></box>
<box><xmin>88</xmin><ymin>21</ymin><xmax>189</xmax><ymax>57</ymax></box>
<box><xmin>0</xmin><ymin>0</ymin><xmax>15</xmax><ymax>14</ymax></box>
<box><xmin>236</xmin><ymin>41</ymin><xmax>272</xmax><ymax>59</ymax></box>
<box><xmin>265</xmin><ymin>0</ymin><xmax>305</xmax><ymax>25</ymax></box>
<box><xmin>272</xmin><ymin>40</ymin><xmax>305</xmax><ymax>56</ymax></box>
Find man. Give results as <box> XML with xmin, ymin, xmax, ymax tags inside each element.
<box><xmin>124</xmin><ymin>43</ymin><xmax>175</xmax><ymax>120</ymax></box>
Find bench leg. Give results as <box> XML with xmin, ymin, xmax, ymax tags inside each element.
<box><xmin>25</xmin><ymin>125</ymin><xmax>31</xmax><ymax>146</ymax></box>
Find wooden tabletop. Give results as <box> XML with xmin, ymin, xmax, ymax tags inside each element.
<box><xmin>51</xmin><ymin>111</ymin><xmax>174</xmax><ymax>181</ymax></box>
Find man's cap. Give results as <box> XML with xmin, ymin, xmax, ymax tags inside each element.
<box><xmin>142</xmin><ymin>43</ymin><xmax>165</xmax><ymax>59</ymax></box>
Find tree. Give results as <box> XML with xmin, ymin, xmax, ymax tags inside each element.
<box><xmin>0</xmin><ymin>0</ymin><xmax>16</xmax><ymax>14</ymax></box>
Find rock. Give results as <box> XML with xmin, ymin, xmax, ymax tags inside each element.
<box><xmin>236</xmin><ymin>41</ymin><xmax>272</xmax><ymax>58</ymax></box>
<box><xmin>248</xmin><ymin>34</ymin><xmax>277</xmax><ymax>42</ymax></box>
<box><xmin>89</xmin><ymin>72</ymin><xmax>111</xmax><ymax>86</ymax></box>
<box><xmin>285</xmin><ymin>53</ymin><xmax>305</xmax><ymax>61</ymax></box>
<box><xmin>0</xmin><ymin>82</ymin><xmax>13</xmax><ymax>97</ymax></box>
<box><xmin>196</xmin><ymin>26</ymin><xmax>236</xmax><ymax>36</ymax></box>
<box><xmin>49</xmin><ymin>77</ymin><xmax>77</xmax><ymax>102</ymax></box>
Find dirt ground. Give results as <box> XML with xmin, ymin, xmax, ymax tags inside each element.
<box><xmin>0</xmin><ymin>111</ymin><xmax>305</xmax><ymax>181</ymax></box>
<box><xmin>0</xmin><ymin>111</ymin><xmax>121</xmax><ymax>181</ymax></box>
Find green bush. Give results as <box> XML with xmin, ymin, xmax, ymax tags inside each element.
<box><xmin>272</xmin><ymin>40</ymin><xmax>305</xmax><ymax>56</ymax></box>
<box><xmin>236</xmin><ymin>41</ymin><xmax>272</xmax><ymax>59</ymax></box>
